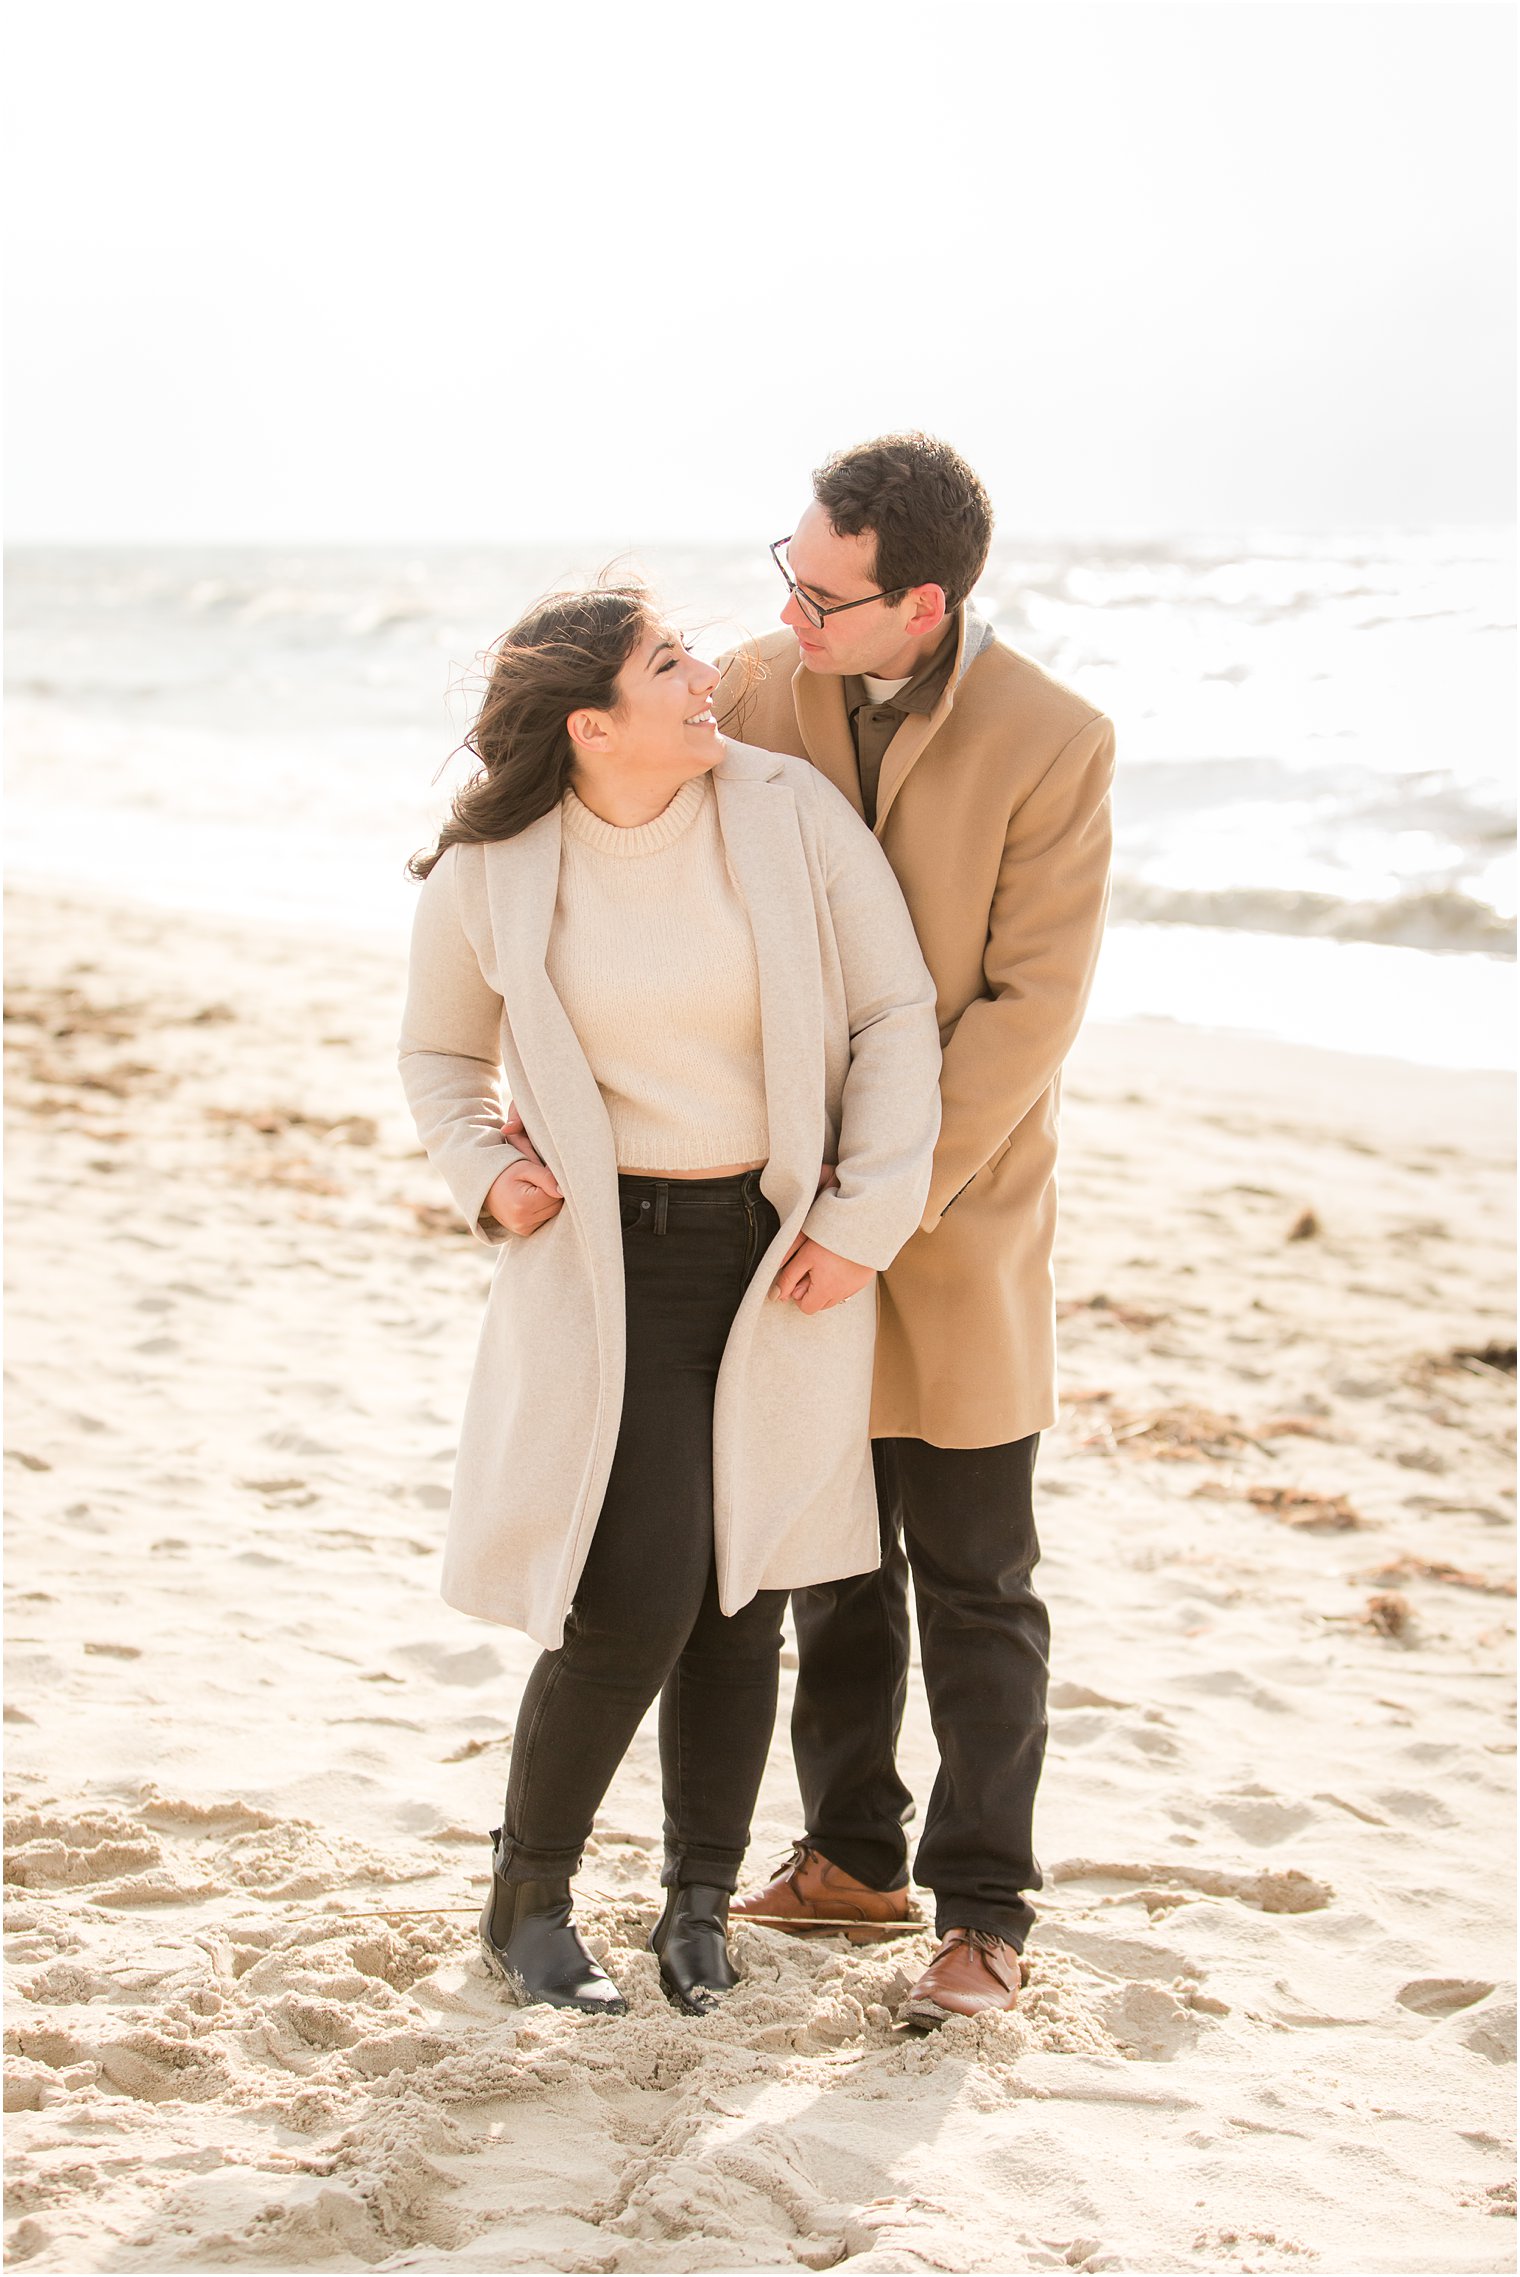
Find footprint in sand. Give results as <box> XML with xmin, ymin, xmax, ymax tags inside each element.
<box><xmin>1210</xmin><ymin>1791</ymin><xmax>1319</xmax><ymax>1846</ymax></box>
<box><xmin>1175</xmin><ymin>1667</ymin><xmax>1293</xmax><ymax>1714</ymax></box>
<box><xmin>1049</xmin><ymin>1681</ymin><xmax>1131</xmax><ymax>1711</ymax></box>
<box><xmin>1394</xmin><ymin>1984</ymin><xmax>1519</xmax><ymax>2064</ymax></box>
<box><xmin>1047</xmin><ymin>1708</ymin><xmax>1116</xmax><ymax>1750</ymax></box>
<box><xmin>1032</xmin><ymin>1924</ymin><xmax>1196</xmax><ymax>1982</ymax></box>
<box><xmin>393</xmin><ymin>1639</ymin><xmax>504</xmax><ymax>1688</ymax></box>
<box><xmin>1396</xmin><ymin>1977</ymin><xmax>1497</xmax><ymax>2016</ymax></box>
<box><xmin>261</xmin><ymin>1430</ymin><xmax>338</xmax><ymax>1459</ymax></box>
<box><xmin>1441</xmin><ymin>1991</ymin><xmax>1516</xmax><ymax>2064</ymax></box>
<box><xmin>4</xmin><ymin>1808</ymin><xmax>163</xmax><ymax>1889</ymax></box>
<box><xmin>1049</xmin><ymin>1858</ymin><xmax>1333</xmax><ymax>1913</ymax></box>
<box><xmin>93</xmin><ymin>2030</ymin><xmax>235</xmax><ymax>2105</ymax></box>
<box><xmin>1099</xmin><ymin>1979</ymin><xmax>1202</xmax><ymax>2060</ymax></box>
<box><xmin>136</xmin><ymin>1792</ymin><xmax>280</xmax><ymax>1833</ymax></box>
<box><xmin>1371</xmin><ymin>1786</ymin><xmax>1460</xmax><ymax>1827</ymax></box>
<box><xmin>7</xmin><ymin>2024</ymin><xmax>89</xmax><ymax>2075</ymax></box>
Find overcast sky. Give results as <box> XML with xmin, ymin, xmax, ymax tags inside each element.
<box><xmin>5</xmin><ymin>0</ymin><xmax>1514</xmax><ymax>542</ymax></box>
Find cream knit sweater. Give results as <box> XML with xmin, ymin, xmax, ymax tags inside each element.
<box><xmin>545</xmin><ymin>773</ymin><xmax>770</xmax><ymax>1173</ymax></box>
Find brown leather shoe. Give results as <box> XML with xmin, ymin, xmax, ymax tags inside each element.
<box><xmin>899</xmin><ymin>1928</ymin><xmax>1026</xmax><ymax>2028</ymax></box>
<box><xmin>730</xmin><ymin>1844</ymin><xmax>920</xmax><ymax>1944</ymax></box>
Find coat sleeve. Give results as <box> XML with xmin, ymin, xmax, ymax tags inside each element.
<box><xmin>398</xmin><ymin>846</ymin><xmax>527</xmax><ymax>1245</ymax></box>
<box><xmin>797</xmin><ymin>774</ymin><xmax>943</xmax><ymax>1272</ymax></box>
<box><xmin>921</xmin><ymin>712</ymin><xmax>1115</xmax><ymax>1233</ymax></box>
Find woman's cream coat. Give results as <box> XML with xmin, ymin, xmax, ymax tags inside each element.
<box><xmin>399</xmin><ymin>743</ymin><xmax>942</xmax><ymax>1649</ymax></box>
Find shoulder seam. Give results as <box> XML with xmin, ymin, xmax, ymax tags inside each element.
<box><xmin>970</xmin><ymin>639</ymin><xmax>1106</xmax><ymax>731</ymax></box>
<box><xmin>1024</xmin><ymin>709</ymin><xmax>1116</xmax><ymax>807</ymax></box>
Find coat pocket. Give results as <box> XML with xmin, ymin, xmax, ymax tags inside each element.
<box><xmin>942</xmin><ymin>1133</ymin><xmax>1014</xmax><ymax>1216</ymax></box>
<box><xmin>981</xmin><ymin>1133</ymin><xmax>1015</xmax><ymax>1180</ymax></box>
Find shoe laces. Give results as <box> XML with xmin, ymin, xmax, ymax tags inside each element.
<box><xmin>940</xmin><ymin>1927</ymin><xmax>1012</xmax><ymax>1966</ymax></box>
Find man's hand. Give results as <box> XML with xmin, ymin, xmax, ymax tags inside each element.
<box><xmin>484</xmin><ymin>1157</ymin><xmax>563</xmax><ymax>1237</ymax></box>
<box><xmin>769</xmin><ymin>1238</ymin><xmax>872</xmax><ymax>1315</ymax></box>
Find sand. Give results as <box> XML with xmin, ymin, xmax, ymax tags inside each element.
<box><xmin>4</xmin><ymin>877</ymin><xmax>1515</xmax><ymax>2276</ymax></box>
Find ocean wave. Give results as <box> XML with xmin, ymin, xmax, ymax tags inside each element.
<box><xmin>1108</xmin><ymin>877</ymin><xmax>1515</xmax><ymax>959</ymax></box>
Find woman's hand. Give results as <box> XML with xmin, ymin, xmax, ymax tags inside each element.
<box><xmin>485</xmin><ymin>1157</ymin><xmax>563</xmax><ymax>1237</ymax></box>
<box><xmin>769</xmin><ymin>1238</ymin><xmax>872</xmax><ymax>1314</ymax></box>
<box><xmin>766</xmin><ymin>1165</ymin><xmax>861</xmax><ymax>1309</ymax></box>
<box><xmin>502</xmin><ymin>1103</ymin><xmax>545</xmax><ymax>1166</ymax></box>
<box><xmin>492</xmin><ymin>1106</ymin><xmax>561</xmax><ymax>1231</ymax></box>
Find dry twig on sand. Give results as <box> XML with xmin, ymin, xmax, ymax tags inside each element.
<box><xmin>1079</xmin><ymin>1405</ymin><xmax>1254</xmax><ymax>1460</ymax></box>
<box><xmin>1359</xmin><ymin>1554</ymin><xmax>1515</xmax><ymax>1597</ymax></box>
<box><xmin>1361</xmin><ymin>1591</ymin><xmax>1414</xmax><ymax>1638</ymax></box>
<box><xmin>1245</xmin><ymin>1485</ymin><xmax>1365</xmax><ymax>1530</ymax></box>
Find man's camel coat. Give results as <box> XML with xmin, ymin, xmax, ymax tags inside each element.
<box><xmin>400</xmin><ymin>746</ymin><xmax>942</xmax><ymax>1648</ymax></box>
<box><xmin>715</xmin><ymin>609</ymin><xmax>1114</xmax><ymax>1449</ymax></box>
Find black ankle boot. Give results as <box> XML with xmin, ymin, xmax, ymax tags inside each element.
<box><xmin>479</xmin><ymin>1833</ymin><xmax>625</xmax><ymax>2016</ymax></box>
<box><xmin>650</xmin><ymin>1883</ymin><xmax>740</xmax><ymax>2015</ymax></box>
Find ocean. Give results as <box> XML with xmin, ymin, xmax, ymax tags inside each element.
<box><xmin>6</xmin><ymin>536</ymin><xmax>1513</xmax><ymax>1070</ymax></box>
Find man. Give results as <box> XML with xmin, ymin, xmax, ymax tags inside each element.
<box><xmin>717</xmin><ymin>433</ymin><xmax>1114</xmax><ymax>2028</ymax></box>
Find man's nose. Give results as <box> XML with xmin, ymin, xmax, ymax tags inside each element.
<box><xmin>780</xmin><ymin>590</ymin><xmax>805</xmax><ymax>633</ymax></box>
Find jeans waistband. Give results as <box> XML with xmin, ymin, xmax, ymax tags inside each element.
<box><xmin>617</xmin><ymin>1169</ymin><xmax>767</xmax><ymax>1208</ymax></box>
<box><xmin>618</xmin><ymin>1168</ymin><xmax>772</xmax><ymax>1240</ymax></box>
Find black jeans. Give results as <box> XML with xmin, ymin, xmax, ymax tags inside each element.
<box><xmin>790</xmin><ymin>1433</ymin><xmax>1047</xmax><ymax>1948</ymax></box>
<box><xmin>499</xmin><ymin>1170</ymin><xmax>787</xmax><ymax>1893</ymax></box>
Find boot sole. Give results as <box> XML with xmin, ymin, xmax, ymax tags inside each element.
<box><xmin>899</xmin><ymin>1991</ymin><xmax>1020</xmax><ymax>2031</ymax></box>
<box><xmin>649</xmin><ymin>1928</ymin><xmax>738</xmax><ymax>2017</ymax></box>
<box><xmin>655</xmin><ymin>1960</ymin><xmax>736</xmax><ymax>2017</ymax></box>
<box><xmin>732</xmin><ymin>1912</ymin><xmax>922</xmax><ymax>1946</ymax></box>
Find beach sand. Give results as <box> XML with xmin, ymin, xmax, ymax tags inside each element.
<box><xmin>5</xmin><ymin>878</ymin><xmax>1515</xmax><ymax>2275</ymax></box>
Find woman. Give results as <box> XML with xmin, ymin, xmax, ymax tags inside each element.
<box><xmin>400</xmin><ymin>583</ymin><xmax>940</xmax><ymax>2018</ymax></box>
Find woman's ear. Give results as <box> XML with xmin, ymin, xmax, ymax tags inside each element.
<box><xmin>566</xmin><ymin>706</ymin><xmax>612</xmax><ymax>755</ymax></box>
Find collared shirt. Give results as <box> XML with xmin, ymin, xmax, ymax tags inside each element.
<box><xmin>843</xmin><ymin>613</ymin><xmax>960</xmax><ymax>826</ymax></box>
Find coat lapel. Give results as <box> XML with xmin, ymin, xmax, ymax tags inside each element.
<box><xmin>713</xmin><ymin>747</ymin><xmax>827</xmax><ymax>1226</ymax></box>
<box><xmin>791</xmin><ymin>662</ymin><xmax>866</xmax><ymax>818</ymax></box>
<box><xmin>872</xmin><ymin>607</ymin><xmax>978</xmax><ymax>835</ymax></box>
<box><xmin>478</xmin><ymin>806</ymin><xmax>623</xmax><ymax>1265</ymax></box>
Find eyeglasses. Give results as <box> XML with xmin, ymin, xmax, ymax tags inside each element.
<box><xmin>769</xmin><ymin>535</ymin><xmax>911</xmax><ymax>632</ymax></box>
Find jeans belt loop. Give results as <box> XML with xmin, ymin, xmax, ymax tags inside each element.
<box><xmin>653</xmin><ymin>1181</ymin><xmax>669</xmax><ymax>1236</ymax></box>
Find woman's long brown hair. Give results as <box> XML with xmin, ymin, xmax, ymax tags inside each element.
<box><xmin>409</xmin><ymin>582</ymin><xmax>651</xmax><ymax>880</ymax></box>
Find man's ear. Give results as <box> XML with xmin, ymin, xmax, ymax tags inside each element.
<box><xmin>904</xmin><ymin>584</ymin><xmax>948</xmax><ymax>641</ymax></box>
<box><xmin>566</xmin><ymin>706</ymin><xmax>612</xmax><ymax>754</ymax></box>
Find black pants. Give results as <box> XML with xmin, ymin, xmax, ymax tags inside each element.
<box><xmin>499</xmin><ymin>1170</ymin><xmax>787</xmax><ymax>1893</ymax></box>
<box><xmin>790</xmin><ymin>1433</ymin><xmax>1047</xmax><ymax>1948</ymax></box>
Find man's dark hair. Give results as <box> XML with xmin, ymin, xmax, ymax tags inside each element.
<box><xmin>811</xmin><ymin>432</ymin><xmax>994</xmax><ymax>613</ymax></box>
